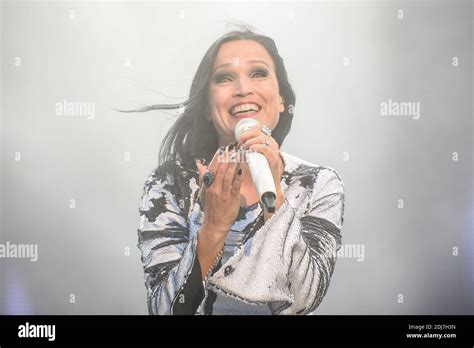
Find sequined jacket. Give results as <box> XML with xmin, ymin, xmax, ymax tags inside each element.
<box><xmin>137</xmin><ymin>151</ymin><xmax>345</xmax><ymax>315</ymax></box>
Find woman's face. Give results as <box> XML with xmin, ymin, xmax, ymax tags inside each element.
<box><xmin>208</xmin><ymin>39</ymin><xmax>284</xmax><ymax>146</ymax></box>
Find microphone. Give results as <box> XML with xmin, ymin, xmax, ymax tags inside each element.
<box><xmin>234</xmin><ymin>118</ymin><xmax>277</xmax><ymax>213</ymax></box>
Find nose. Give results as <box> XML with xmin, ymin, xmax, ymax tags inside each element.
<box><xmin>233</xmin><ymin>76</ymin><xmax>253</xmax><ymax>98</ymax></box>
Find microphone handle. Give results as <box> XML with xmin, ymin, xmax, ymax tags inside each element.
<box><xmin>246</xmin><ymin>151</ymin><xmax>277</xmax><ymax>213</ymax></box>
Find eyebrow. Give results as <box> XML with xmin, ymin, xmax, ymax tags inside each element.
<box><xmin>212</xmin><ymin>59</ymin><xmax>270</xmax><ymax>74</ymax></box>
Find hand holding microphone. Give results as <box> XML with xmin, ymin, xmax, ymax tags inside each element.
<box><xmin>234</xmin><ymin>118</ymin><xmax>285</xmax><ymax>214</ymax></box>
<box><xmin>195</xmin><ymin>117</ymin><xmax>285</xmax><ymax>230</ymax></box>
<box><xmin>194</xmin><ymin>119</ymin><xmax>285</xmax><ymax>279</ymax></box>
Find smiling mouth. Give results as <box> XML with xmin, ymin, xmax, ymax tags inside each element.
<box><xmin>229</xmin><ymin>103</ymin><xmax>261</xmax><ymax>117</ymax></box>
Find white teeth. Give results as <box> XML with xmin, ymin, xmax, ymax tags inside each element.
<box><xmin>230</xmin><ymin>103</ymin><xmax>260</xmax><ymax>115</ymax></box>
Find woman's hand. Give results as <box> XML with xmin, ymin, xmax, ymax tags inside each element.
<box><xmin>236</xmin><ymin>123</ymin><xmax>286</xmax><ymax>219</ymax></box>
<box><xmin>195</xmin><ymin>147</ymin><xmax>244</xmax><ymax>236</ymax></box>
<box><xmin>236</xmin><ymin>124</ymin><xmax>284</xmax><ymax>189</ymax></box>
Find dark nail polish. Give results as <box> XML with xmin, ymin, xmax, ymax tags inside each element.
<box><xmin>218</xmin><ymin>146</ymin><xmax>225</xmax><ymax>155</ymax></box>
<box><xmin>237</xmin><ymin>169</ymin><xmax>242</xmax><ymax>175</ymax></box>
<box><xmin>227</xmin><ymin>143</ymin><xmax>235</xmax><ymax>152</ymax></box>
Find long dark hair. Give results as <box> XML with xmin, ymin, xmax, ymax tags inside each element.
<box><xmin>122</xmin><ymin>24</ymin><xmax>296</xmax><ymax>181</ymax></box>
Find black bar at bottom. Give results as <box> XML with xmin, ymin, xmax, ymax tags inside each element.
<box><xmin>0</xmin><ymin>315</ymin><xmax>472</xmax><ymax>346</ymax></box>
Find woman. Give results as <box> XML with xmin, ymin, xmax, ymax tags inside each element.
<box><xmin>136</xmin><ymin>26</ymin><xmax>345</xmax><ymax>315</ymax></box>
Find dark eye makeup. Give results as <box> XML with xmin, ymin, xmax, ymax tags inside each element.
<box><xmin>251</xmin><ymin>68</ymin><xmax>268</xmax><ymax>78</ymax></box>
<box><xmin>213</xmin><ymin>67</ymin><xmax>269</xmax><ymax>84</ymax></box>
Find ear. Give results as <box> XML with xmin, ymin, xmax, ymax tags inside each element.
<box><xmin>279</xmin><ymin>96</ymin><xmax>285</xmax><ymax>113</ymax></box>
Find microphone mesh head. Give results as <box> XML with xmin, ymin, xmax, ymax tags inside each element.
<box><xmin>235</xmin><ymin>118</ymin><xmax>258</xmax><ymax>140</ymax></box>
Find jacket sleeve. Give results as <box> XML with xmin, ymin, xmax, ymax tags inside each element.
<box><xmin>205</xmin><ymin>167</ymin><xmax>345</xmax><ymax>315</ymax></box>
<box><xmin>284</xmin><ymin>167</ymin><xmax>344</xmax><ymax>314</ymax></box>
<box><xmin>137</xmin><ymin>170</ymin><xmax>205</xmax><ymax>315</ymax></box>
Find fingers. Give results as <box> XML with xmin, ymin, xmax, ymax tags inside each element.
<box><xmin>209</xmin><ymin>158</ymin><xmax>227</xmax><ymax>192</ymax></box>
<box><xmin>231</xmin><ymin>164</ymin><xmax>243</xmax><ymax>196</ymax></box>
<box><xmin>248</xmin><ymin>143</ymin><xmax>278</xmax><ymax>161</ymax></box>
<box><xmin>194</xmin><ymin>144</ymin><xmax>244</xmax><ymax>195</ymax></box>
<box><xmin>195</xmin><ymin>147</ymin><xmax>224</xmax><ymax>189</ymax></box>
<box><xmin>241</xmin><ymin>135</ymin><xmax>278</xmax><ymax>150</ymax></box>
<box><xmin>222</xmin><ymin>161</ymin><xmax>238</xmax><ymax>193</ymax></box>
<box><xmin>236</xmin><ymin>126</ymin><xmax>279</xmax><ymax>151</ymax></box>
<box><xmin>248</xmin><ymin>143</ymin><xmax>282</xmax><ymax>177</ymax></box>
<box><xmin>195</xmin><ymin>160</ymin><xmax>206</xmax><ymax>187</ymax></box>
<box><xmin>208</xmin><ymin>146</ymin><xmax>224</xmax><ymax>174</ymax></box>
<box><xmin>236</xmin><ymin>125</ymin><xmax>261</xmax><ymax>148</ymax></box>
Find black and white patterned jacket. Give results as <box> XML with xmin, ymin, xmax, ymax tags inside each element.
<box><xmin>137</xmin><ymin>151</ymin><xmax>345</xmax><ymax>315</ymax></box>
